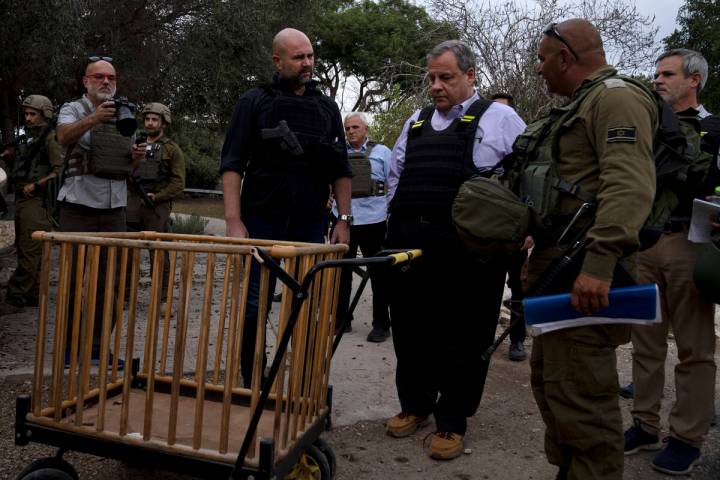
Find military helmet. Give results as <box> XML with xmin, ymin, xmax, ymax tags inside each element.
<box><xmin>141</xmin><ymin>102</ymin><xmax>171</xmax><ymax>125</ymax></box>
<box><xmin>22</xmin><ymin>95</ymin><xmax>54</xmax><ymax>120</ymax></box>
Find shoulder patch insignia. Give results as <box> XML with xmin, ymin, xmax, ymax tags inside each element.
<box><xmin>603</xmin><ymin>78</ymin><xmax>627</xmax><ymax>89</ymax></box>
<box><xmin>607</xmin><ymin>126</ymin><xmax>636</xmax><ymax>143</ymax></box>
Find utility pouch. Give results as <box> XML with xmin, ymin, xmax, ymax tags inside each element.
<box><xmin>90</xmin><ymin>123</ymin><xmax>132</xmax><ymax>180</ymax></box>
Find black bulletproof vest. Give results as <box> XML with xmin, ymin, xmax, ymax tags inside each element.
<box><xmin>390</xmin><ymin>99</ymin><xmax>491</xmax><ymax>220</ymax></box>
<box><xmin>254</xmin><ymin>87</ymin><xmax>333</xmax><ymax>173</ymax></box>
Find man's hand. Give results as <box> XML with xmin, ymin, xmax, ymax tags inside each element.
<box><xmin>22</xmin><ymin>182</ymin><xmax>37</xmax><ymax>198</ymax></box>
<box><xmin>571</xmin><ymin>272</ymin><xmax>610</xmax><ymax>315</ymax></box>
<box><xmin>521</xmin><ymin>235</ymin><xmax>534</xmax><ymax>251</ymax></box>
<box><xmin>93</xmin><ymin>101</ymin><xmax>116</xmax><ymax>124</ymax></box>
<box><xmin>225</xmin><ymin>218</ymin><xmax>249</xmax><ymax>239</ymax></box>
<box><xmin>330</xmin><ymin>220</ymin><xmax>350</xmax><ymax>245</ymax></box>
<box><xmin>131</xmin><ymin>142</ymin><xmax>147</xmax><ymax>163</ymax></box>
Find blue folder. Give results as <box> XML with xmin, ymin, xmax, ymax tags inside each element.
<box><xmin>523</xmin><ymin>284</ymin><xmax>661</xmax><ymax>335</ymax></box>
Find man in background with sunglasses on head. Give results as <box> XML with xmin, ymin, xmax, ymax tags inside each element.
<box><xmin>517</xmin><ymin>19</ymin><xmax>656</xmax><ymax>479</ymax></box>
<box><xmin>55</xmin><ymin>56</ymin><xmax>144</xmax><ymax>363</ymax></box>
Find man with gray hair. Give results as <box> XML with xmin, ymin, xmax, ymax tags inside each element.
<box><xmin>333</xmin><ymin>112</ymin><xmax>392</xmax><ymax>341</ymax></box>
<box><xmin>384</xmin><ymin>39</ymin><xmax>526</xmax><ymax>459</ymax></box>
<box><xmin>624</xmin><ymin>47</ymin><xmax>716</xmax><ymax>475</ymax></box>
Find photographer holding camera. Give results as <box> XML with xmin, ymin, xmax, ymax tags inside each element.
<box><xmin>55</xmin><ymin>56</ymin><xmax>144</xmax><ymax>363</ymax></box>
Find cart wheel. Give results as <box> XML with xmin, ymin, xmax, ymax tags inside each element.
<box><xmin>313</xmin><ymin>438</ymin><xmax>336</xmax><ymax>477</ymax></box>
<box><xmin>16</xmin><ymin>457</ymin><xmax>78</xmax><ymax>480</ymax></box>
<box><xmin>284</xmin><ymin>444</ymin><xmax>332</xmax><ymax>480</ymax></box>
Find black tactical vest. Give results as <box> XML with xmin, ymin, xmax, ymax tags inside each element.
<box><xmin>253</xmin><ymin>87</ymin><xmax>333</xmax><ymax>174</ymax></box>
<box><xmin>349</xmin><ymin>141</ymin><xmax>385</xmax><ymax>198</ymax></box>
<box><xmin>390</xmin><ymin>99</ymin><xmax>491</xmax><ymax>220</ymax></box>
<box><xmin>136</xmin><ymin>138</ymin><xmax>171</xmax><ymax>183</ymax></box>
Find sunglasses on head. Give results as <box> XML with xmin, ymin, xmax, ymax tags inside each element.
<box><xmin>543</xmin><ymin>23</ymin><xmax>580</xmax><ymax>60</ymax></box>
<box><xmin>88</xmin><ymin>55</ymin><xmax>113</xmax><ymax>63</ymax></box>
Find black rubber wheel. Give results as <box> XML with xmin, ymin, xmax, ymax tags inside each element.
<box><xmin>16</xmin><ymin>458</ymin><xmax>78</xmax><ymax>480</ymax></box>
<box><xmin>284</xmin><ymin>444</ymin><xmax>332</xmax><ymax>480</ymax></box>
<box><xmin>313</xmin><ymin>437</ymin><xmax>336</xmax><ymax>477</ymax></box>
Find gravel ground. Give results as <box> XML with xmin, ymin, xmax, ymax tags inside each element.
<box><xmin>0</xmin><ymin>220</ymin><xmax>718</xmax><ymax>479</ymax></box>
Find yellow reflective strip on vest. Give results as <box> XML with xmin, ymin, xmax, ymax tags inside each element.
<box><xmin>460</xmin><ymin>115</ymin><xmax>476</xmax><ymax>122</ymax></box>
<box><xmin>411</xmin><ymin>120</ymin><xmax>424</xmax><ymax>129</ymax></box>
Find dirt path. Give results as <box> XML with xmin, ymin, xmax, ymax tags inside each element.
<box><xmin>0</xmin><ymin>219</ymin><xmax>718</xmax><ymax>479</ymax></box>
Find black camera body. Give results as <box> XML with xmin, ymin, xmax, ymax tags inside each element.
<box><xmin>113</xmin><ymin>97</ymin><xmax>138</xmax><ymax>137</ymax></box>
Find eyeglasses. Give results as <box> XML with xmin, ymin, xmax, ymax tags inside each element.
<box><xmin>88</xmin><ymin>55</ymin><xmax>113</xmax><ymax>63</ymax></box>
<box><xmin>86</xmin><ymin>73</ymin><xmax>117</xmax><ymax>82</ymax></box>
<box><xmin>543</xmin><ymin>23</ymin><xmax>580</xmax><ymax>60</ymax></box>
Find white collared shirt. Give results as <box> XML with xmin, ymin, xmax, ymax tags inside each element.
<box><xmin>387</xmin><ymin>92</ymin><xmax>527</xmax><ymax>202</ymax></box>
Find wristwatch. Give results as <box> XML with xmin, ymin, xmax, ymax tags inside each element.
<box><xmin>338</xmin><ymin>214</ymin><xmax>354</xmax><ymax>226</ymax></box>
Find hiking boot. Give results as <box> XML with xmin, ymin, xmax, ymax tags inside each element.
<box><xmin>366</xmin><ymin>327</ymin><xmax>390</xmax><ymax>343</ymax></box>
<box><xmin>619</xmin><ymin>382</ymin><xmax>634</xmax><ymax>399</ymax></box>
<box><xmin>624</xmin><ymin>420</ymin><xmax>661</xmax><ymax>455</ymax></box>
<box><xmin>428</xmin><ymin>432</ymin><xmax>464</xmax><ymax>460</ymax></box>
<box><xmin>508</xmin><ymin>340</ymin><xmax>527</xmax><ymax>361</ymax></box>
<box><xmin>386</xmin><ymin>412</ymin><xmax>428</xmax><ymax>438</ymax></box>
<box><xmin>652</xmin><ymin>437</ymin><xmax>700</xmax><ymax>475</ymax></box>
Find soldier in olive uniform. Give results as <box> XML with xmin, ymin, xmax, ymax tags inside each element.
<box><xmin>0</xmin><ymin>95</ymin><xmax>62</xmax><ymax>315</ymax></box>
<box><xmin>127</xmin><ymin>103</ymin><xmax>186</xmax><ymax>297</ymax></box>
<box><xmin>516</xmin><ymin>19</ymin><xmax>656</xmax><ymax>479</ymax></box>
<box><xmin>127</xmin><ymin>103</ymin><xmax>185</xmax><ymax>234</ymax></box>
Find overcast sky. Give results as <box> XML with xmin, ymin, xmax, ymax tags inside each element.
<box><xmin>633</xmin><ymin>0</ymin><xmax>684</xmax><ymax>41</ymax></box>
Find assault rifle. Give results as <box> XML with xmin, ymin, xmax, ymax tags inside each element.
<box><xmin>261</xmin><ymin>120</ymin><xmax>304</xmax><ymax>156</ymax></box>
<box><xmin>129</xmin><ymin>175</ymin><xmax>156</xmax><ymax>209</ymax></box>
<box><xmin>482</xmin><ymin>203</ymin><xmax>597</xmax><ymax>361</ymax></box>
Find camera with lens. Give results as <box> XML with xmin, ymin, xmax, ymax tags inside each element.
<box><xmin>113</xmin><ymin>97</ymin><xmax>138</xmax><ymax>137</ymax></box>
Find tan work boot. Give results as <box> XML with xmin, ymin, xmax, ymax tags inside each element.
<box><xmin>386</xmin><ymin>412</ymin><xmax>429</xmax><ymax>438</ymax></box>
<box><xmin>429</xmin><ymin>431</ymin><xmax>464</xmax><ymax>460</ymax></box>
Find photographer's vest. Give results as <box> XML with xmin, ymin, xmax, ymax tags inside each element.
<box><xmin>64</xmin><ymin>102</ymin><xmax>133</xmax><ymax>180</ymax></box>
<box><xmin>11</xmin><ymin>127</ymin><xmax>53</xmax><ymax>185</ymax></box>
<box><xmin>349</xmin><ymin>141</ymin><xmax>385</xmax><ymax>198</ymax></box>
<box><xmin>390</xmin><ymin>99</ymin><xmax>492</xmax><ymax>221</ymax></box>
<box><xmin>136</xmin><ymin>138</ymin><xmax>172</xmax><ymax>185</ymax></box>
<box><xmin>253</xmin><ymin>86</ymin><xmax>333</xmax><ymax>174</ymax></box>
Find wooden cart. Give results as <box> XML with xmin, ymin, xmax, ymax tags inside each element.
<box><xmin>13</xmin><ymin>231</ymin><xmax>419</xmax><ymax>480</ymax></box>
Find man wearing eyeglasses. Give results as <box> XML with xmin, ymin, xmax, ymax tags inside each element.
<box><xmin>220</xmin><ymin>28</ymin><xmax>352</xmax><ymax>388</ymax></box>
<box><xmin>55</xmin><ymin>57</ymin><xmax>144</xmax><ymax>362</ymax></box>
<box><xmin>519</xmin><ymin>19</ymin><xmax>656</xmax><ymax>479</ymax></box>
<box><xmin>384</xmin><ymin>40</ymin><xmax>526</xmax><ymax>460</ymax></box>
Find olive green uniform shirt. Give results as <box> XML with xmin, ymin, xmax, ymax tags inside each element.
<box><xmin>555</xmin><ymin>66</ymin><xmax>657</xmax><ymax>281</ymax></box>
<box><xmin>134</xmin><ymin>137</ymin><xmax>186</xmax><ymax>202</ymax></box>
<box><xmin>14</xmin><ymin>124</ymin><xmax>63</xmax><ymax>186</ymax></box>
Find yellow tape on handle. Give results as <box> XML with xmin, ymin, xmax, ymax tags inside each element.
<box><xmin>388</xmin><ymin>249</ymin><xmax>423</xmax><ymax>265</ymax></box>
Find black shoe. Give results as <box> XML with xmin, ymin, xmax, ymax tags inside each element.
<box><xmin>367</xmin><ymin>327</ymin><xmax>390</xmax><ymax>343</ymax></box>
<box><xmin>652</xmin><ymin>437</ymin><xmax>700</xmax><ymax>475</ymax></box>
<box><xmin>273</xmin><ymin>292</ymin><xmax>282</xmax><ymax>302</ymax></box>
<box><xmin>508</xmin><ymin>340</ymin><xmax>527</xmax><ymax>361</ymax></box>
<box><xmin>619</xmin><ymin>382</ymin><xmax>634</xmax><ymax>399</ymax></box>
<box><xmin>624</xmin><ymin>419</ymin><xmax>661</xmax><ymax>455</ymax></box>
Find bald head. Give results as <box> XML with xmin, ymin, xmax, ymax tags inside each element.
<box><xmin>83</xmin><ymin>59</ymin><xmax>117</xmax><ymax>105</ymax></box>
<box><xmin>273</xmin><ymin>28</ymin><xmax>311</xmax><ymax>56</ymax></box>
<box><xmin>551</xmin><ymin>19</ymin><xmax>606</xmax><ymax>66</ymax></box>
<box><xmin>536</xmin><ymin>18</ymin><xmax>608</xmax><ymax>97</ymax></box>
<box><xmin>271</xmin><ymin>28</ymin><xmax>315</xmax><ymax>93</ymax></box>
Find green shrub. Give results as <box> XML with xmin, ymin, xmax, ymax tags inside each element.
<box><xmin>170</xmin><ymin>214</ymin><xmax>209</xmax><ymax>235</ymax></box>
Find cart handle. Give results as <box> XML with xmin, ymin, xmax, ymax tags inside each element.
<box><xmin>387</xmin><ymin>249</ymin><xmax>422</xmax><ymax>265</ymax></box>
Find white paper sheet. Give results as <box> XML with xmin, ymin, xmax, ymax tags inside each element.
<box><xmin>688</xmin><ymin>198</ymin><xmax>720</xmax><ymax>243</ymax></box>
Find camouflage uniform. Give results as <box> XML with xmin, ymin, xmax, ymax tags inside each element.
<box><xmin>6</xmin><ymin>98</ymin><xmax>63</xmax><ymax>308</ymax></box>
<box><xmin>520</xmin><ymin>66</ymin><xmax>657</xmax><ymax>479</ymax></box>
